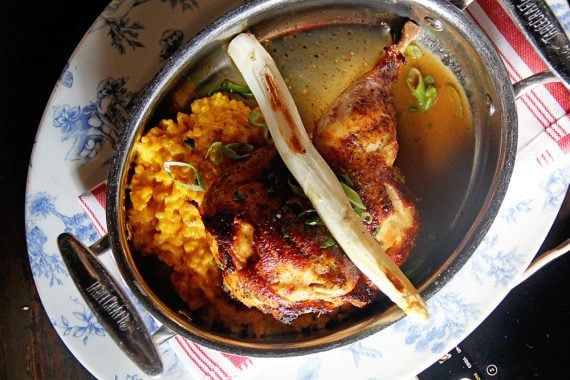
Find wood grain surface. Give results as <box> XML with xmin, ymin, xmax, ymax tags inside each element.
<box><xmin>0</xmin><ymin>2</ymin><xmax>106</xmax><ymax>379</ymax></box>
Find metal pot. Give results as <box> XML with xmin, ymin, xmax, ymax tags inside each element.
<box><xmin>57</xmin><ymin>0</ymin><xmax>568</xmax><ymax>375</ymax></box>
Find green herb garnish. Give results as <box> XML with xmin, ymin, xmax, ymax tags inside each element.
<box><xmin>406</xmin><ymin>67</ymin><xmax>438</xmax><ymax>112</ymax></box>
<box><xmin>298</xmin><ymin>209</ymin><xmax>323</xmax><ymax>226</ymax></box>
<box><xmin>184</xmin><ymin>137</ymin><xmax>195</xmax><ymax>149</ymax></box>
<box><xmin>264</xmin><ymin>172</ymin><xmax>279</xmax><ymax>193</ymax></box>
<box><xmin>404</xmin><ymin>44</ymin><xmax>423</xmax><ymax>59</ymax></box>
<box><xmin>248</xmin><ymin>109</ymin><xmax>272</xmax><ymax>143</ymax></box>
<box><xmin>208</xmin><ymin>79</ymin><xmax>253</xmax><ymax>97</ymax></box>
<box><xmin>163</xmin><ymin>161</ymin><xmax>206</xmax><ymax>192</ymax></box>
<box><xmin>320</xmin><ymin>237</ymin><xmax>337</xmax><ymax>249</ymax></box>
<box><xmin>234</xmin><ymin>190</ymin><xmax>247</xmax><ymax>203</ymax></box>
<box><xmin>340</xmin><ymin>179</ymin><xmax>372</xmax><ymax>224</ymax></box>
<box><xmin>372</xmin><ymin>226</ymin><xmax>381</xmax><ymax>237</ymax></box>
<box><xmin>340</xmin><ymin>182</ymin><xmax>366</xmax><ymax>210</ymax></box>
<box><xmin>288</xmin><ymin>176</ymin><xmax>306</xmax><ymax>198</ymax></box>
<box><xmin>205</xmin><ymin>142</ymin><xmax>254</xmax><ymax>164</ymax></box>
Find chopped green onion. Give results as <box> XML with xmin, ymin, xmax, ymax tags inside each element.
<box><xmin>423</xmin><ymin>86</ymin><xmax>438</xmax><ymax>111</ymax></box>
<box><xmin>205</xmin><ymin>142</ymin><xmax>223</xmax><ymax>164</ymax></box>
<box><xmin>339</xmin><ymin>180</ymin><xmax>373</xmax><ymax>223</ymax></box>
<box><xmin>288</xmin><ymin>176</ymin><xmax>306</xmax><ymax>198</ymax></box>
<box><xmin>184</xmin><ymin>137</ymin><xmax>195</xmax><ymax>149</ymax></box>
<box><xmin>234</xmin><ymin>190</ymin><xmax>247</xmax><ymax>203</ymax></box>
<box><xmin>341</xmin><ymin>173</ymin><xmax>355</xmax><ymax>187</ymax></box>
<box><xmin>205</xmin><ymin>142</ymin><xmax>254</xmax><ymax>164</ymax></box>
<box><xmin>207</xmin><ymin>79</ymin><xmax>253</xmax><ymax>97</ymax></box>
<box><xmin>320</xmin><ymin>237</ymin><xmax>337</xmax><ymax>249</ymax></box>
<box><xmin>404</xmin><ymin>44</ymin><xmax>423</xmax><ymax>59</ymax></box>
<box><xmin>264</xmin><ymin>172</ymin><xmax>278</xmax><ymax>193</ymax></box>
<box><xmin>406</xmin><ymin>67</ymin><xmax>438</xmax><ymax>112</ymax></box>
<box><xmin>163</xmin><ymin>161</ymin><xmax>206</xmax><ymax>192</ymax></box>
<box><xmin>224</xmin><ymin>143</ymin><xmax>254</xmax><ymax>158</ymax></box>
<box><xmin>298</xmin><ymin>209</ymin><xmax>323</xmax><ymax>226</ymax></box>
<box><xmin>340</xmin><ymin>182</ymin><xmax>366</xmax><ymax>210</ymax></box>
<box><xmin>248</xmin><ymin>110</ymin><xmax>273</xmax><ymax>143</ymax></box>
<box><xmin>446</xmin><ymin>85</ymin><xmax>463</xmax><ymax>118</ymax></box>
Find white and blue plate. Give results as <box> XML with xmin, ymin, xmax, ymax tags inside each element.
<box><xmin>25</xmin><ymin>1</ymin><xmax>570</xmax><ymax>379</ymax></box>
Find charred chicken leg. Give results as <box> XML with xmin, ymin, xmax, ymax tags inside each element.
<box><xmin>314</xmin><ymin>21</ymin><xmax>420</xmax><ymax>265</ymax></box>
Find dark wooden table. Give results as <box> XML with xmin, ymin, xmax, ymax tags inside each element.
<box><xmin>1</xmin><ymin>1</ymin><xmax>568</xmax><ymax>379</ymax></box>
<box><xmin>1</xmin><ymin>2</ymin><xmax>106</xmax><ymax>378</ymax></box>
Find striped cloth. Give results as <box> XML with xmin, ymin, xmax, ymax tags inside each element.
<box><xmin>78</xmin><ymin>1</ymin><xmax>570</xmax><ymax>378</ymax></box>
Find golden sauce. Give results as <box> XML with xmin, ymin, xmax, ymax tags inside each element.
<box><xmin>394</xmin><ymin>50</ymin><xmax>473</xmax><ymax>197</ymax></box>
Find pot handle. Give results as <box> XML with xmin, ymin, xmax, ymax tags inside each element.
<box><xmin>512</xmin><ymin>70</ymin><xmax>560</xmax><ymax>99</ymax></box>
<box><xmin>451</xmin><ymin>0</ymin><xmax>570</xmax><ymax>89</ymax></box>
<box><xmin>57</xmin><ymin>233</ymin><xmax>163</xmax><ymax>377</ymax></box>
<box><xmin>498</xmin><ymin>0</ymin><xmax>570</xmax><ymax>89</ymax></box>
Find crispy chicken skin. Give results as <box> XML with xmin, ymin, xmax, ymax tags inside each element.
<box><xmin>201</xmin><ymin>146</ymin><xmax>376</xmax><ymax>323</ymax></box>
<box><xmin>200</xmin><ymin>22</ymin><xmax>420</xmax><ymax>323</ymax></box>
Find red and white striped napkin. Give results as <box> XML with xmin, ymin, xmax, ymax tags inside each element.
<box><xmin>78</xmin><ymin>1</ymin><xmax>569</xmax><ymax>378</ymax></box>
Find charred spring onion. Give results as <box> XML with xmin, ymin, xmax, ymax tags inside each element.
<box><xmin>228</xmin><ymin>32</ymin><xmax>428</xmax><ymax>322</ymax></box>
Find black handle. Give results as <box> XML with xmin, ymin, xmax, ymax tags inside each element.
<box><xmin>57</xmin><ymin>233</ymin><xmax>163</xmax><ymax>376</ymax></box>
<box><xmin>499</xmin><ymin>0</ymin><xmax>570</xmax><ymax>88</ymax></box>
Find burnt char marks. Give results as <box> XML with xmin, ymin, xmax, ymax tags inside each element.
<box><xmin>263</xmin><ymin>73</ymin><xmax>305</xmax><ymax>154</ymax></box>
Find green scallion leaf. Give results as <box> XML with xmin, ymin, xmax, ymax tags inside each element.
<box><xmin>406</xmin><ymin>67</ymin><xmax>438</xmax><ymax>112</ymax></box>
<box><xmin>298</xmin><ymin>209</ymin><xmax>323</xmax><ymax>226</ymax></box>
<box><xmin>424</xmin><ymin>75</ymin><xmax>435</xmax><ymax>86</ymax></box>
<box><xmin>163</xmin><ymin>161</ymin><xmax>206</xmax><ymax>192</ymax></box>
<box><xmin>223</xmin><ymin>143</ymin><xmax>254</xmax><ymax>159</ymax></box>
<box><xmin>288</xmin><ymin>176</ymin><xmax>306</xmax><ymax>198</ymax></box>
<box><xmin>404</xmin><ymin>44</ymin><xmax>423</xmax><ymax>59</ymax></box>
<box><xmin>184</xmin><ymin>137</ymin><xmax>195</xmax><ymax>149</ymax></box>
<box><xmin>320</xmin><ymin>237</ymin><xmax>337</xmax><ymax>249</ymax></box>
<box><xmin>340</xmin><ymin>182</ymin><xmax>366</xmax><ymax>210</ymax></box>
<box><xmin>234</xmin><ymin>190</ymin><xmax>247</xmax><ymax>203</ymax></box>
<box><xmin>341</xmin><ymin>173</ymin><xmax>355</xmax><ymax>187</ymax></box>
<box><xmin>208</xmin><ymin>79</ymin><xmax>253</xmax><ymax>97</ymax></box>
<box><xmin>205</xmin><ymin>142</ymin><xmax>224</xmax><ymax>164</ymax></box>
<box><xmin>205</xmin><ymin>141</ymin><xmax>254</xmax><ymax>164</ymax></box>
<box><xmin>264</xmin><ymin>172</ymin><xmax>278</xmax><ymax>193</ymax></box>
<box><xmin>248</xmin><ymin>109</ymin><xmax>272</xmax><ymax>143</ymax></box>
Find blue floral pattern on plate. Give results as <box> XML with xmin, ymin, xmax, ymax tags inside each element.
<box><xmin>53</xmin><ymin>77</ymin><xmax>133</xmax><ymax>162</ymax></box>
<box><xmin>344</xmin><ymin>341</ymin><xmax>382</xmax><ymax>367</ymax></box>
<box><xmin>51</xmin><ymin>297</ymin><xmax>106</xmax><ymax>345</ymax></box>
<box><xmin>26</xmin><ymin>192</ymin><xmax>98</xmax><ymax>286</ymax></box>
<box><xmin>25</xmin><ymin>0</ymin><xmax>570</xmax><ymax>379</ymax></box>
